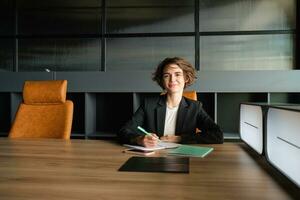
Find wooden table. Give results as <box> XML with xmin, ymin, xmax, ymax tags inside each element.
<box><xmin>0</xmin><ymin>138</ymin><xmax>299</xmax><ymax>200</ymax></box>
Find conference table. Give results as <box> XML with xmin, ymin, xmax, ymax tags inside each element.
<box><xmin>0</xmin><ymin>138</ymin><xmax>299</xmax><ymax>200</ymax></box>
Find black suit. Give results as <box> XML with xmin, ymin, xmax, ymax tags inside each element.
<box><xmin>118</xmin><ymin>95</ymin><xmax>223</xmax><ymax>144</ymax></box>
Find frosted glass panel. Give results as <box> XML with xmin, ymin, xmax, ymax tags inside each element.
<box><xmin>19</xmin><ymin>39</ymin><xmax>101</xmax><ymax>71</ymax></box>
<box><xmin>17</xmin><ymin>0</ymin><xmax>101</xmax><ymax>8</ymax></box>
<box><xmin>106</xmin><ymin>37</ymin><xmax>194</xmax><ymax>70</ymax></box>
<box><xmin>200</xmin><ymin>34</ymin><xmax>294</xmax><ymax>70</ymax></box>
<box><xmin>107</xmin><ymin>0</ymin><xmax>194</xmax><ymax>33</ymax></box>
<box><xmin>199</xmin><ymin>0</ymin><xmax>296</xmax><ymax>31</ymax></box>
<box><xmin>18</xmin><ymin>0</ymin><xmax>102</xmax><ymax>35</ymax></box>
<box><xmin>19</xmin><ymin>9</ymin><xmax>102</xmax><ymax>35</ymax></box>
<box><xmin>0</xmin><ymin>39</ymin><xmax>14</xmax><ymax>72</ymax></box>
<box><xmin>0</xmin><ymin>0</ymin><xmax>14</xmax><ymax>35</ymax></box>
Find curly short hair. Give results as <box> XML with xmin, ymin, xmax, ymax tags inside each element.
<box><xmin>152</xmin><ymin>57</ymin><xmax>197</xmax><ymax>89</ymax></box>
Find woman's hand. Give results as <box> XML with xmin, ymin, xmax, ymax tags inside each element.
<box><xmin>136</xmin><ymin>134</ymin><xmax>159</xmax><ymax>147</ymax></box>
<box><xmin>160</xmin><ymin>135</ymin><xmax>181</xmax><ymax>143</ymax></box>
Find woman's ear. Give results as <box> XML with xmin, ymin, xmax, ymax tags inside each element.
<box><xmin>185</xmin><ymin>77</ymin><xmax>189</xmax><ymax>83</ymax></box>
<box><xmin>184</xmin><ymin>77</ymin><xmax>189</xmax><ymax>88</ymax></box>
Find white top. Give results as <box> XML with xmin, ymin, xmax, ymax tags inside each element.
<box><xmin>163</xmin><ymin>106</ymin><xmax>179</xmax><ymax>136</ymax></box>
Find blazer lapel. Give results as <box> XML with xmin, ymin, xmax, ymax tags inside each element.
<box><xmin>156</xmin><ymin>96</ymin><xmax>166</xmax><ymax>137</ymax></box>
<box><xmin>175</xmin><ymin>97</ymin><xmax>189</xmax><ymax>135</ymax></box>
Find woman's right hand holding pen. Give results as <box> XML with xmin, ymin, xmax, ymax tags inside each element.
<box><xmin>136</xmin><ymin>134</ymin><xmax>159</xmax><ymax>147</ymax></box>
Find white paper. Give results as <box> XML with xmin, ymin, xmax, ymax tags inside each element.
<box><xmin>123</xmin><ymin>141</ymin><xmax>180</xmax><ymax>151</ymax></box>
<box><xmin>158</xmin><ymin>141</ymin><xmax>181</xmax><ymax>149</ymax></box>
<box><xmin>123</xmin><ymin>144</ymin><xmax>165</xmax><ymax>151</ymax></box>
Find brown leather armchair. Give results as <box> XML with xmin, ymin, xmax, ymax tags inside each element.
<box><xmin>182</xmin><ymin>90</ymin><xmax>197</xmax><ymax>101</ymax></box>
<box><xmin>9</xmin><ymin>80</ymin><xmax>73</xmax><ymax>139</ymax></box>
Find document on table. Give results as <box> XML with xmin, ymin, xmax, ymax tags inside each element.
<box><xmin>167</xmin><ymin>145</ymin><xmax>214</xmax><ymax>158</ymax></box>
<box><xmin>124</xmin><ymin>141</ymin><xmax>180</xmax><ymax>151</ymax></box>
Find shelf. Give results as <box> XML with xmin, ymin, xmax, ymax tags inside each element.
<box><xmin>0</xmin><ymin>93</ymin><xmax>11</xmax><ymax>133</ymax></box>
<box><xmin>0</xmin><ymin>132</ymin><xmax>9</xmax><ymax>137</ymax></box>
<box><xmin>67</xmin><ymin>93</ymin><xmax>85</xmax><ymax>135</ymax></box>
<box><xmin>197</xmin><ymin>93</ymin><xmax>215</xmax><ymax>121</ymax></box>
<box><xmin>224</xmin><ymin>132</ymin><xmax>240</xmax><ymax>140</ymax></box>
<box><xmin>133</xmin><ymin>92</ymin><xmax>159</xmax><ymax>112</ymax></box>
<box><xmin>4</xmin><ymin>91</ymin><xmax>297</xmax><ymax>142</ymax></box>
<box><xmin>217</xmin><ymin>93</ymin><xmax>268</xmax><ymax>138</ymax></box>
<box><xmin>95</xmin><ymin>93</ymin><xmax>133</xmax><ymax>136</ymax></box>
<box><xmin>87</xmin><ymin>131</ymin><xmax>117</xmax><ymax>139</ymax></box>
<box><xmin>70</xmin><ymin>133</ymin><xmax>86</xmax><ymax>139</ymax></box>
<box><xmin>269</xmin><ymin>93</ymin><xmax>300</xmax><ymax>104</ymax></box>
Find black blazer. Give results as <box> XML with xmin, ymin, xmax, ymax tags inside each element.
<box><xmin>118</xmin><ymin>95</ymin><xmax>223</xmax><ymax>144</ymax></box>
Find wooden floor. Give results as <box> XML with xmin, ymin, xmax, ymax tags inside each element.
<box><xmin>0</xmin><ymin>138</ymin><xmax>299</xmax><ymax>200</ymax></box>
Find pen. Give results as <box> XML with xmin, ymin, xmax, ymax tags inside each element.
<box><xmin>137</xmin><ymin>126</ymin><xmax>160</xmax><ymax>140</ymax></box>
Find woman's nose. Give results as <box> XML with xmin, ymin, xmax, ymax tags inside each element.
<box><xmin>170</xmin><ymin>74</ymin><xmax>176</xmax><ymax>81</ymax></box>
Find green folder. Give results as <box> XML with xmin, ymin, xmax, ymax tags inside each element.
<box><xmin>167</xmin><ymin>145</ymin><xmax>213</xmax><ymax>158</ymax></box>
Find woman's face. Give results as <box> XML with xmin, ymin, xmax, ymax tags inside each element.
<box><xmin>162</xmin><ymin>64</ymin><xmax>186</xmax><ymax>94</ymax></box>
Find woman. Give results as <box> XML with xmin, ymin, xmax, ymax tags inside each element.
<box><xmin>118</xmin><ymin>57</ymin><xmax>223</xmax><ymax>147</ymax></box>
